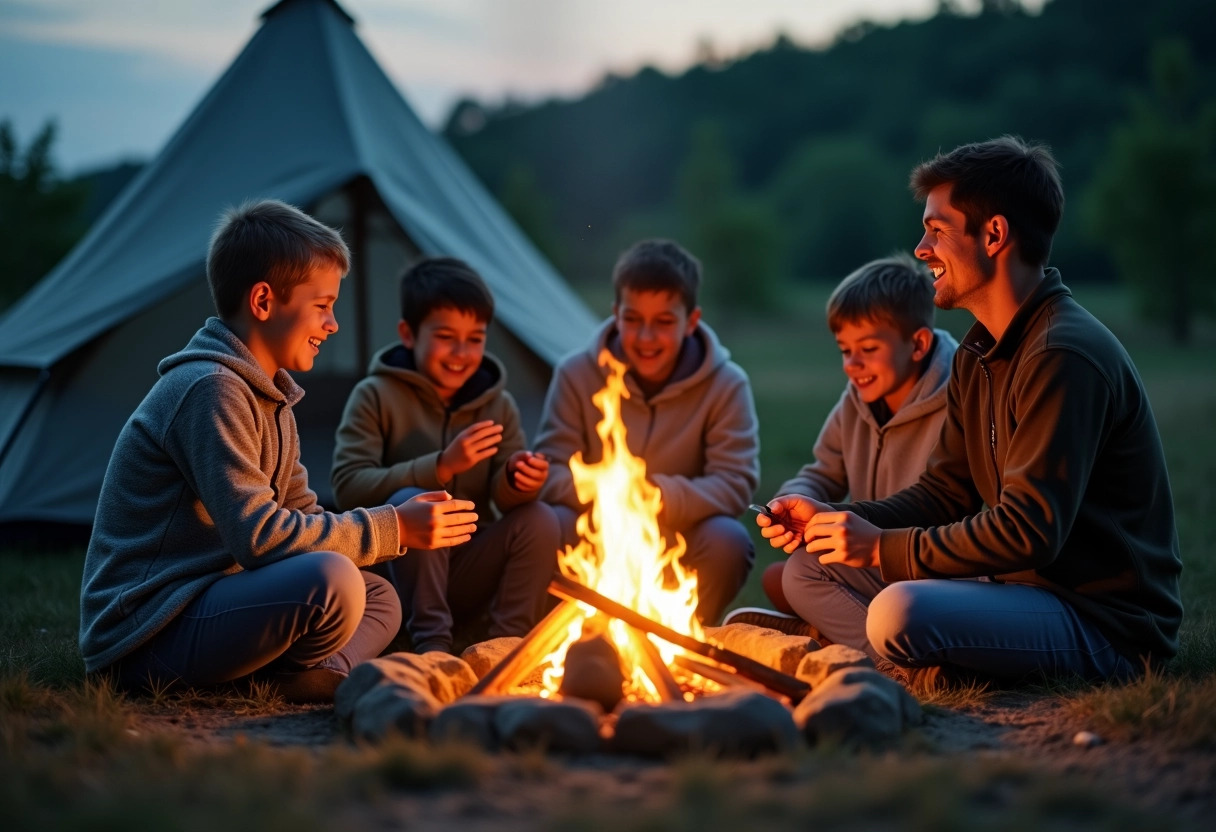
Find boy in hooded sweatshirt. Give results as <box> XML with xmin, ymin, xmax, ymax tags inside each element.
<box><xmin>727</xmin><ymin>254</ymin><xmax>957</xmax><ymax>637</ymax></box>
<box><xmin>79</xmin><ymin>200</ymin><xmax>478</xmax><ymax>704</ymax></box>
<box><xmin>535</xmin><ymin>239</ymin><xmax>760</xmax><ymax>625</ymax></box>
<box><xmin>331</xmin><ymin>257</ymin><xmax>560</xmax><ymax>655</ymax></box>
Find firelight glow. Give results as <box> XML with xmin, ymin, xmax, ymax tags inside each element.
<box><xmin>537</xmin><ymin>350</ymin><xmax>704</xmax><ymax>702</ymax></box>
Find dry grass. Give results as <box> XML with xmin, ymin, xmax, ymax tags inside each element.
<box><xmin>1066</xmin><ymin>668</ymin><xmax>1216</xmax><ymax>750</ymax></box>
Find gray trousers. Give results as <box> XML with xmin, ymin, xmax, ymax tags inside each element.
<box><xmin>112</xmin><ymin>551</ymin><xmax>401</xmax><ymax>689</ymax></box>
<box><xmin>377</xmin><ymin>491</ymin><xmax>560</xmax><ymax>652</ymax></box>
<box><xmin>552</xmin><ymin>505</ymin><xmax>754</xmax><ymax>626</ymax></box>
<box><xmin>782</xmin><ymin>550</ymin><xmax>1139</xmax><ymax>682</ymax></box>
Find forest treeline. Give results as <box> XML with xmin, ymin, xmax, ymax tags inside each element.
<box><xmin>2</xmin><ymin>0</ymin><xmax>1213</xmax><ymax>337</ymax></box>
<box><xmin>443</xmin><ymin>0</ymin><xmax>1215</xmax><ymax>335</ymax></box>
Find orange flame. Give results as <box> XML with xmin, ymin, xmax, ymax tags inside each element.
<box><xmin>535</xmin><ymin>350</ymin><xmax>706</xmax><ymax>702</ymax></box>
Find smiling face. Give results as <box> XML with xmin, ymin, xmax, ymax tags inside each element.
<box><xmin>915</xmin><ymin>183</ymin><xmax>995</xmax><ymax>312</ymax></box>
<box><xmin>834</xmin><ymin>316</ymin><xmax>931</xmax><ymax>414</ymax></box>
<box><xmin>613</xmin><ymin>288</ymin><xmax>701</xmax><ymax>389</ymax></box>
<box><xmin>400</xmin><ymin>306</ymin><xmax>487</xmax><ymax>404</ymax></box>
<box><xmin>249</xmin><ymin>261</ymin><xmax>342</xmax><ymax>378</ymax></box>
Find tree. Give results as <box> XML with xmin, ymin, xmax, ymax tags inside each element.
<box><xmin>1083</xmin><ymin>40</ymin><xmax>1216</xmax><ymax>343</ymax></box>
<box><xmin>0</xmin><ymin>120</ymin><xmax>88</xmax><ymax>312</ymax></box>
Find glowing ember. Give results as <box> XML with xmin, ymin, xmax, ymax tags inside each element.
<box><xmin>535</xmin><ymin>350</ymin><xmax>709</xmax><ymax>703</ymax></box>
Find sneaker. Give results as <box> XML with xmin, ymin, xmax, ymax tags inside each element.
<box><xmin>260</xmin><ymin>667</ymin><xmax>346</xmax><ymax>705</ymax></box>
<box><xmin>722</xmin><ymin>607</ymin><xmax>824</xmax><ymax>640</ymax></box>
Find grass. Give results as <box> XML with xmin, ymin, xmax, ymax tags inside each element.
<box><xmin>0</xmin><ymin>283</ymin><xmax>1213</xmax><ymax>827</ymax></box>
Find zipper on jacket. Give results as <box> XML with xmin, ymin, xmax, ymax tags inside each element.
<box><xmin>962</xmin><ymin>343</ymin><xmax>1002</xmax><ymax>492</ymax></box>
<box><xmin>871</xmin><ymin>431</ymin><xmax>885</xmax><ymax>495</ymax></box>
<box><xmin>269</xmin><ymin>401</ymin><xmax>285</xmax><ymax>503</ymax></box>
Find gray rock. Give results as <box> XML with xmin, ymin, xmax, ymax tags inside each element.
<box><xmin>460</xmin><ymin>638</ymin><xmax>523</xmax><ymax>680</ymax></box>
<box><xmin>558</xmin><ymin>633</ymin><xmax>625</xmax><ymax>712</ymax></box>
<box><xmin>611</xmin><ymin>690</ymin><xmax>800</xmax><ymax>758</ymax></box>
<box><xmin>703</xmin><ymin>624</ymin><xmax>820</xmax><ymax>675</ymax></box>
<box><xmin>794</xmin><ymin>644</ymin><xmax>874</xmax><ymax>687</ymax></box>
<box><xmin>494</xmin><ymin>697</ymin><xmax>604</xmax><ymax>754</ymax></box>
<box><xmin>349</xmin><ymin>681</ymin><xmax>439</xmax><ymax>741</ymax></box>
<box><xmin>793</xmin><ymin>670</ymin><xmax>907</xmax><ymax>747</ymax></box>
<box><xmin>829</xmin><ymin>666</ymin><xmax>923</xmax><ymax>726</ymax></box>
<box><xmin>428</xmin><ymin>695</ymin><xmax>518</xmax><ymax>748</ymax></box>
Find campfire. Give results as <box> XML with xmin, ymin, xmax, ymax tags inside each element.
<box><xmin>468</xmin><ymin>351</ymin><xmax>807</xmax><ymax>708</ymax></box>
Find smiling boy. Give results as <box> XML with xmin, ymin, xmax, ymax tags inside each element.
<box><xmin>80</xmin><ymin>200</ymin><xmax>478</xmax><ymax>703</ymax></box>
<box><xmin>726</xmin><ymin>254</ymin><xmax>958</xmax><ymax>633</ymax></box>
<box><xmin>331</xmin><ymin>257</ymin><xmax>559</xmax><ymax>655</ymax></box>
<box><xmin>535</xmin><ymin>239</ymin><xmax>759</xmax><ymax>624</ymax></box>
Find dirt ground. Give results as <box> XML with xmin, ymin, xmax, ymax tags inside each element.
<box><xmin>125</xmin><ymin>690</ymin><xmax>1216</xmax><ymax>830</ymax></box>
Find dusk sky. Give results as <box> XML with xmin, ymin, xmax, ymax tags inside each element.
<box><xmin>1</xmin><ymin>0</ymin><xmax>1044</xmax><ymax>173</ymax></box>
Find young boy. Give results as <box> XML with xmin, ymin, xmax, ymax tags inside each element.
<box><xmin>331</xmin><ymin>257</ymin><xmax>560</xmax><ymax>655</ymax></box>
<box><xmin>535</xmin><ymin>239</ymin><xmax>759</xmax><ymax>625</ymax></box>
<box><xmin>726</xmin><ymin>254</ymin><xmax>958</xmax><ymax>633</ymax></box>
<box><xmin>79</xmin><ymin>200</ymin><xmax>477</xmax><ymax>703</ymax></box>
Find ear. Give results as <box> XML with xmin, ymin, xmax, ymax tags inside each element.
<box><xmin>910</xmin><ymin>327</ymin><xmax>934</xmax><ymax>362</ymax></box>
<box><xmin>984</xmin><ymin>215</ymin><xmax>1012</xmax><ymax>258</ymax></box>
<box><xmin>397</xmin><ymin>319</ymin><xmax>415</xmax><ymax>349</ymax></box>
<box><xmin>685</xmin><ymin>306</ymin><xmax>702</xmax><ymax>335</ymax></box>
<box><xmin>248</xmin><ymin>282</ymin><xmax>274</xmax><ymax>322</ymax></box>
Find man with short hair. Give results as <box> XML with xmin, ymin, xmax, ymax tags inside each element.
<box><xmin>758</xmin><ymin>136</ymin><xmax>1183</xmax><ymax>686</ymax></box>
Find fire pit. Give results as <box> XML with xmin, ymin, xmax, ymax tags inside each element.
<box><xmin>334</xmin><ymin>351</ymin><xmax>922</xmax><ymax>755</ymax></box>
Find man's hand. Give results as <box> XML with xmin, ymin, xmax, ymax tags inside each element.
<box><xmin>507</xmin><ymin>450</ymin><xmax>549</xmax><ymax>493</ymax></box>
<box><xmin>394</xmin><ymin>490</ymin><xmax>478</xmax><ymax>550</ymax></box>
<box><xmin>437</xmin><ymin>420</ymin><xmax>504</xmax><ymax>483</ymax></box>
<box><xmin>804</xmin><ymin>511</ymin><xmax>881</xmax><ymax>569</ymax></box>
<box><xmin>754</xmin><ymin>494</ymin><xmax>831</xmax><ymax>554</ymax></box>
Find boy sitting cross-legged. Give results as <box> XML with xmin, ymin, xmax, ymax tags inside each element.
<box><xmin>331</xmin><ymin>257</ymin><xmax>560</xmax><ymax>655</ymax></box>
<box><xmin>726</xmin><ymin>253</ymin><xmax>958</xmax><ymax>637</ymax></box>
<box><xmin>80</xmin><ymin>200</ymin><xmax>478</xmax><ymax>704</ymax></box>
<box><xmin>535</xmin><ymin>239</ymin><xmax>760</xmax><ymax>625</ymax></box>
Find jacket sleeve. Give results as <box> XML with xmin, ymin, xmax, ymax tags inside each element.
<box><xmin>331</xmin><ymin>380</ymin><xmax>443</xmax><ymax>510</ymax></box>
<box><xmin>535</xmin><ymin>361</ymin><xmax>589</xmax><ymax>511</ymax></box>
<box><xmin>775</xmin><ymin>389</ymin><xmax>850</xmax><ymax>502</ymax></box>
<box><xmin>866</xmin><ymin>349</ymin><xmax>1111</xmax><ymax>581</ymax></box>
<box><xmin>165</xmin><ymin>375</ymin><xmax>401</xmax><ymax>569</ymax></box>
<box><xmin>490</xmin><ymin>392</ymin><xmax>534</xmax><ymax>512</ymax></box>
<box><xmin>650</xmin><ymin>369</ymin><xmax>760</xmax><ymax>529</ymax></box>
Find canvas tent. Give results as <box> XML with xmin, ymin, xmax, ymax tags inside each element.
<box><xmin>0</xmin><ymin>0</ymin><xmax>597</xmax><ymax>527</ymax></box>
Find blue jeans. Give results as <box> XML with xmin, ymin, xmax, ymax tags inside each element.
<box><xmin>782</xmin><ymin>550</ymin><xmax>1139</xmax><ymax>683</ymax></box>
<box><xmin>113</xmin><ymin>551</ymin><xmax>401</xmax><ymax>689</ymax></box>
<box><xmin>552</xmin><ymin>505</ymin><xmax>754</xmax><ymax>626</ymax></box>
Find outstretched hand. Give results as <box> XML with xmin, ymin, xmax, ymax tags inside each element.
<box><xmin>753</xmin><ymin>494</ymin><xmax>830</xmax><ymax>554</ymax></box>
<box><xmin>394</xmin><ymin>490</ymin><xmax>478</xmax><ymax>550</ymax></box>
<box><xmin>507</xmin><ymin>450</ymin><xmax>549</xmax><ymax>492</ymax></box>
<box><xmin>437</xmin><ymin>420</ymin><xmax>504</xmax><ymax>483</ymax></box>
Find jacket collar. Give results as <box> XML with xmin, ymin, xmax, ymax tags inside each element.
<box><xmin>961</xmin><ymin>268</ymin><xmax>1071</xmax><ymax>359</ymax></box>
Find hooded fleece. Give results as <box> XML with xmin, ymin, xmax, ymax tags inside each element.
<box><xmin>536</xmin><ymin>318</ymin><xmax>759</xmax><ymax>531</ymax></box>
<box><xmin>777</xmin><ymin>328</ymin><xmax>959</xmax><ymax>502</ymax></box>
<box><xmin>331</xmin><ymin>343</ymin><xmax>531</xmax><ymax>519</ymax></box>
<box><xmin>79</xmin><ymin>318</ymin><xmax>401</xmax><ymax>673</ymax></box>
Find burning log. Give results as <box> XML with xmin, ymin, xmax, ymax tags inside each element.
<box><xmin>624</xmin><ymin>626</ymin><xmax>684</xmax><ymax>702</ymax></box>
<box><xmin>548</xmin><ymin>573</ymin><xmax>810</xmax><ymax>703</ymax></box>
<box><xmin>468</xmin><ymin>599</ymin><xmax>584</xmax><ymax>697</ymax></box>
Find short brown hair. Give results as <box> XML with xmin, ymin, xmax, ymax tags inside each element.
<box><xmin>399</xmin><ymin>256</ymin><xmax>495</xmax><ymax>333</ymax></box>
<box><xmin>612</xmin><ymin>239</ymin><xmax>701</xmax><ymax>312</ymax></box>
<box><xmin>910</xmin><ymin>135</ymin><xmax>1063</xmax><ymax>268</ymax></box>
<box><xmin>827</xmin><ymin>253</ymin><xmax>935</xmax><ymax>337</ymax></box>
<box><xmin>207</xmin><ymin>199</ymin><xmax>350</xmax><ymax>320</ymax></box>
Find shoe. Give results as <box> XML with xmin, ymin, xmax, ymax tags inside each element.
<box><xmin>722</xmin><ymin>607</ymin><xmax>823</xmax><ymax>640</ymax></box>
<box><xmin>261</xmin><ymin>667</ymin><xmax>346</xmax><ymax>704</ymax></box>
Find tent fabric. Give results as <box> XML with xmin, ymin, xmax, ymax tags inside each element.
<box><xmin>0</xmin><ymin>0</ymin><xmax>597</xmax><ymax>525</ymax></box>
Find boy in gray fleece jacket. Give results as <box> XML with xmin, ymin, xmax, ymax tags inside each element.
<box><xmin>729</xmin><ymin>254</ymin><xmax>958</xmax><ymax>633</ymax></box>
<box><xmin>536</xmin><ymin>239</ymin><xmax>760</xmax><ymax>624</ymax></box>
<box><xmin>79</xmin><ymin>200</ymin><xmax>477</xmax><ymax>702</ymax></box>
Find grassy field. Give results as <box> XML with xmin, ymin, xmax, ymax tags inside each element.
<box><xmin>2</xmin><ymin>282</ymin><xmax>1214</xmax><ymax>828</ymax></box>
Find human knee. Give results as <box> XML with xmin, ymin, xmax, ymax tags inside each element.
<box><xmin>687</xmin><ymin>516</ymin><xmax>753</xmax><ymax>571</ymax></box>
<box><xmin>866</xmin><ymin>582</ymin><xmax>929</xmax><ymax>663</ymax></box>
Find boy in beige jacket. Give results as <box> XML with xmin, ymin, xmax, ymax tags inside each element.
<box><xmin>332</xmin><ymin>257</ymin><xmax>559</xmax><ymax>654</ymax></box>
<box><xmin>535</xmin><ymin>239</ymin><xmax>759</xmax><ymax>624</ymax></box>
